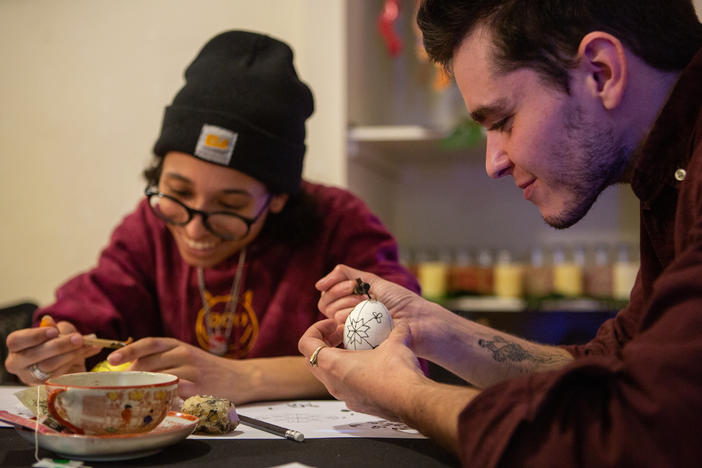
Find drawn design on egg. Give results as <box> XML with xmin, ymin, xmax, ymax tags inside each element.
<box><xmin>345</xmin><ymin>301</ymin><xmax>389</xmax><ymax>350</ymax></box>
<box><xmin>345</xmin><ymin>317</ymin><xmax>374</xmax><ymax>349</ymax></box>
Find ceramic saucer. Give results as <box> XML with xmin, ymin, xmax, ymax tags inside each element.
<box><xmin>16</xmin><ymin>411</ymin><xmax>198</xmax><ymax>461</ymax></box>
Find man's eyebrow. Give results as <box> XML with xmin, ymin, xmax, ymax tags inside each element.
<box><xmin>470</xmin><ymin>98</ymin><xmax>510</xmax><ymax>125</ymax></box>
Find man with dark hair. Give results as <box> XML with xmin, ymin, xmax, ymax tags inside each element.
<box><xmin>299</xmin><ymin>1</ymin><xmax>702</xmax><ymax>465</ymax></box>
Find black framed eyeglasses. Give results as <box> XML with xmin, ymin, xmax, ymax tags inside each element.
<box><xmin>145</xmin><ymin>187</ymin><xmax>271</xmax><ymax>241</ymax></box>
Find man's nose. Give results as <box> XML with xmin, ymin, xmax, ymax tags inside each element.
<box><xmin>485</xmin><ymin>133</ymin><xmax>513</xmax><ymax>179</ymax></box>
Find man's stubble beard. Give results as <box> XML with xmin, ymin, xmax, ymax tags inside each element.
<box><xmin>542</xmin><ymin>103</ymin><xmax>632</xmax><ymax>230</ymax></box>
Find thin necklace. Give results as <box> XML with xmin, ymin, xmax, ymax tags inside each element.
<box><xmin>197</xmin><ymin>247</ymin><xmax>246</xmax><ymax>356</ymax></box>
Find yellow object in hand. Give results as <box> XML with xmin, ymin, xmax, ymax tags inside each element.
<box><xmin>90</xmin><ymin>360</ymin><xmax>133</xmax><ymax>372</ymax></box>
<box><xmin>39</xmin><ymin>315</ymin><xmax>55</xmax><ymax>328</ymax></box>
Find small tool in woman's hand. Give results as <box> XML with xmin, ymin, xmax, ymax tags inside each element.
<box><xmin>40</xmin><ymin>315</ymin><xmax>133</xmax><ymax>349</ymax></box>
<box><xmin>82</xmin><ymin>336</ymin><xmax>134</xmax><ymax>349</ymax></box>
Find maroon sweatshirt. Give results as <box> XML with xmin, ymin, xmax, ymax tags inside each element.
<box><xmin>34</xmin><ymin>181</ymin><xmax>420</xmax><ymax>360</ymax></box>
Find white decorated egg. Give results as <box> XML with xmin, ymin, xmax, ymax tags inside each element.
<box><xmin>343</xmin><ymin>299</ymin><xmax>393</xmax><ymax>350</ymax></box>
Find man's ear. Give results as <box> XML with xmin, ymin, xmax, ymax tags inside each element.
<box><xmin>576</xmin><ymin>31</ymin><xmax>628</xmax><ymax>110</ymax></box>
<box><xmin>269</xmin><ymin>193</ymin><xmax>289</xmax><ymax>213</ymax></box>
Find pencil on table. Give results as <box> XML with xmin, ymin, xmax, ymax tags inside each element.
<box><xmin>237</xmin><ymin>414</ymin><xmax>305</xmax><ymax>442</ymax></box>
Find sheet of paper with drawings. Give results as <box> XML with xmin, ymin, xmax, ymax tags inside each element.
<box><xmin>190</xmin><ymin>399</ymin><xmax>426</xmax><ymax>440</ymax></box>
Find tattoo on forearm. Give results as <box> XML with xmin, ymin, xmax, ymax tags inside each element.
<box><xmin>478</xmin><ymin>336</ymin><xmax>567</xmax><ymax>366</ymax></box>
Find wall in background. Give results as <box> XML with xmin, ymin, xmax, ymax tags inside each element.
<box><xmin>0</xmin><ymin>0</ymin><xmax>345</xmax><ymax>306</ymax></box>
<box><xmin>347</xmin><ymin>0</ymin><xmax>701</xmax><ymax>262</ymax></box>
<box><xmin>1</xmin><ymin>0</ymin><xmax>701</xmax><ymax>307</ymax></box>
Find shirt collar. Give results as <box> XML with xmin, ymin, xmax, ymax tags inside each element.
<box><xmin>631</xmin><ymin>47</ymin><xmax>702</xmax><ymax>207</ymax></box>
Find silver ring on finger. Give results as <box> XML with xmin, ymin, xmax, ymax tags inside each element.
<box><xmin>309</xmin><ymin>345</ymin><xmax>328</xmax><ymax>367</ymax></box>
<box><xmin>29</xmin><ymin>364</ymin><xmax>50</xmax><ymax>382</ymax></box>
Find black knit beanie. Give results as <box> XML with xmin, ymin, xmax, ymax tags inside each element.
<box><xmin>153</xmin><ymin>30</ymin><xmax>314</xmax><ymax>194</ymax></box>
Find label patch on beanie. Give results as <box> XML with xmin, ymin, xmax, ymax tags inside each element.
<box><xmin>195</xmin><ymin>124</ymin><xmax>238</xmax><ymax>165</ymax></box>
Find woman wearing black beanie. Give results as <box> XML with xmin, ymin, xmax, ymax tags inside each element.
<box><xmin>6</xmin><ymin>30</ymin><xmax>421</xmax><ymax>403</ymax></box>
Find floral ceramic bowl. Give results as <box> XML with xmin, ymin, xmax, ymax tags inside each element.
<box><xmin>45</xmin><ymin>371</ymin><xmax>178</xmax><ymax>435</ymax></box>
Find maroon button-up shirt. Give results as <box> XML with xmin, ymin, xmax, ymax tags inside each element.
<box><xmin>457</xmin><ymin>47</ymin><xmax>702</xmax><ymax>467</ymax></box>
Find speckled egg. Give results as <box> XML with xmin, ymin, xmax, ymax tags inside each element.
<box><xmin>343</xmin><ymin>299</ymin><xmax>393</xmax><ymax>350</ymax></box>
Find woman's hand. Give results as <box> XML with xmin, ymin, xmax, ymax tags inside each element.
<box><xmin>5</xmin><ymin>317</ymin><xmax>102</xmax><ymax>385</ymax></box>
<box><xmin>107</xmin><ymin>337</ymin><xmax>241</xmax><ymax>399</ymax></box>
<box><xmin>107</xmin><ymin>337</ymin><xmax>328</xmax><ymax>403</ymax></box>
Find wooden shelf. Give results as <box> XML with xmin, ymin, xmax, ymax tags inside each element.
<box><xmin>348</xmin><ymin>125</ymin><xmax>446</xmax><ymax>142</ymax></box>
<box><xmin>442</xmin><ymin>296</ymin><xmax>526</xmax><ymax>312</ymax></box>
<box><xmin>442</xmin><ymin>296</ymin><xmax>625</xmax><ymax>313</ymax></box>
<box><xmin>347</xmin><ymin>125</ymin><xmax>484</xmax><ymax>163</ymax></box>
